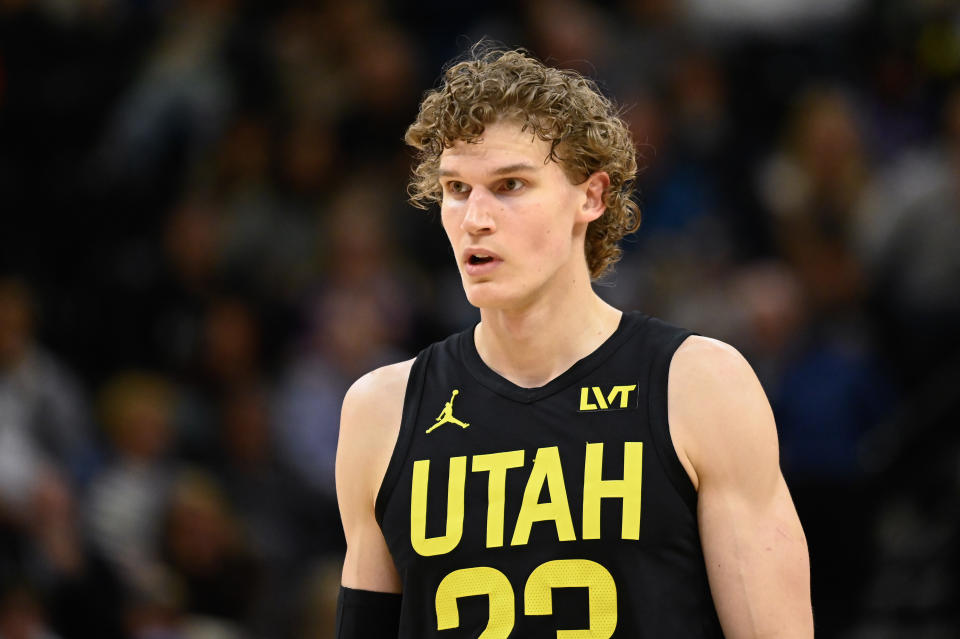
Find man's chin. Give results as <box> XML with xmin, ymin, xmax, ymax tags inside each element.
<box><xmin>463</xmin><ymin>280</ymin><xmax>511</xmax><ymax>309</ymax></box>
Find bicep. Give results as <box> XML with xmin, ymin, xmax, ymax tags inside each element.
<box><xmin>698</xmin><ymin>473</ymin><xmax>811</xmax><ymax>638</ymax></box>
<box><xmin>336</xmin><ymin>367</ymin><xmax>409</xmax><ymax>593</ymax></box>
<box><xmin>669</xmin><ymin>337</ymin><xmax>812</xmax><ymax>638</ymax></box>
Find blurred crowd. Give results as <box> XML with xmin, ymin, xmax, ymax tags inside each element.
<box><xmin>1</xmin><ymin>0</ymin><xmax>959</xmax><ymax>637</ymax></box>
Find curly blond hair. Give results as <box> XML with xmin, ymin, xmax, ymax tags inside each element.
<box><xmin>405</xmin><ymin>47</ymin><xmax>640</xmax><ymax>279</ymax></box>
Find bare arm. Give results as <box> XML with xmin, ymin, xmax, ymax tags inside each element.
<box><xmin>669</xmin><ymin>337</ymin><xmax>813</xmax><ymax>639</ymax></box>
<box><xmin>336</xmin><ymin>359</ymin><xmax>414</xmax><ymax>592</ymax></box>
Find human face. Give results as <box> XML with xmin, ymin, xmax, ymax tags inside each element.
<box><xmin>438</xmin><ymin>120</ymin><xmax>606</xmax><ymax>310</ymax></box>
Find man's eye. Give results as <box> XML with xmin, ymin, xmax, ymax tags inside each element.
<box><xmin>501</xmin><ymin>178</ymin><xmax>524</xmax><ymax>192</ymax></box>
<box><xmin>446</xmin><ymin>181</ymin><xmax>469</xmax><ymax>194</ymax></box>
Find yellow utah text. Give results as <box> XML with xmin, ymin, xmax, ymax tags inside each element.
<box><xmin>410</xmin><ymin>442</ymin><xmax>643</xmax><ymax>557</ymax></box>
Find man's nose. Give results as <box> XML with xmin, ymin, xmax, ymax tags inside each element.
<box><xmin>462</xmin><ymin>188</ymin><xmax>496</xmax><ymax>234</ymax></box>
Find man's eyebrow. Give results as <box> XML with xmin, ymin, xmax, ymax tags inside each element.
<box><xmin>491</xmin><ymin>162</ymin><xmax>538</xmax><ymax>175</ymax></box>
<box><xmin>438</xmin><ymin>163</ymin><xmax>538</xmax><ymax>178</ymax></box>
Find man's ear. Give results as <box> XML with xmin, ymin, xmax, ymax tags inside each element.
<box><xmin>579</xmin><ymin>172</ymin><xmax>610</xmax><ymax>223</ymax></box>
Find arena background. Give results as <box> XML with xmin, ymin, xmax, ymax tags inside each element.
<box><xmin>1</xmin><ymin>0</ymin><xmax>958</xmax><ymax>637</ymax></box>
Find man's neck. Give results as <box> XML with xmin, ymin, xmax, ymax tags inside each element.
<box><xmin>474</xmin><ymin>279</ymin><xmax>622</xmax><ymax>389</ymax></box>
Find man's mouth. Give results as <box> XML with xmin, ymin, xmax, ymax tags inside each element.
<box><xmin>468</xmin><ymin>254</ymin><xmax>495</xmax><ymax>265</ymax></box>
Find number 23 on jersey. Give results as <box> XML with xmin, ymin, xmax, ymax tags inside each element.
<box><xmin>435</xmin><ymin>558</ymin><xmax>617</xmax><ymax>638</ymax></box>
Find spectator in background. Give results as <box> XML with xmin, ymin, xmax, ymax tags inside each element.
<box><xmin>273</xmin><ymin>286</ymin><xmax>403</xmax><ymax>557</ymax></box>
<box><xmin>597</xmin><ymin>42</ymin><xmax>740</xmax><ymax>327</ymax></box>
<box><xmin>159</xmin><ymin>471</ymin><xmax>260</xmax><ymax>632</ymax></box>
<box><xmin>273</xmin><ymin>180</ymin><xmax>414</xmax><ymax>557</ymax></box>
<box><xmin>275</xmin><ymin>181</ymin><xmax>413</xmax><ymax>499</ymax></box>
<box><xmin>122</xmin><ymin>569</ymin><xmax>188</xmax><ymax>639</ymax></box>
<box><xmin>759</xmin><ymin>88</ymin><xmax>869</xmax><ymax>307</ymax></box>
<box><xmin>97</xmin><ymin>0</ymin><xmax>236</xmax><ymax>188</ymax></box>
<box><xmin>838</xmin><ymin>80</ymin><xmax>960</xmax><ymax>638</ymax></box>
<box><xmin>860</xmin><ymin>45</ymin><xmax>932</xmax><ymax>166</ymax></box>
<box><xmin>158</xmin><ymin>195</ymin><xmax>225</xmax><ymax>373</ymax></box>
<box><xmin>523</xmin><ymin>0</ymin><xmax>613</xmax><ymax>79</ymax></box>
<box><xmin>0</xmin><ymin>468</ymin><xmax>124</xmax><ymax>639</ymax></box>
<box><xmin>218</xmin><ymin>111</ymin><xmax>335</xmax><ymax>301</ymax></box>
<box><xmin>29</xmin><ymin>471</ymin><xmax>124</xmax><ymax>639</ymax></box>
<box><xmin>215</xmin><ymin>384</ymin><xmax>303</xmax><ymax>638</ymax></box>
<box><xmin>85</xmin><ymin>372</ymin><xmax>177</xmax><ymax>595</ymax></box>
<box><xmin>0</xmin><ymin>277</ymin><xmax>97</xmax><ymax>508</ymax></box>
<box><xmin>214</xmin><ymin>113</ymin><xmax>323</xmax><ymax>303</ymax></box>
<box><xmin>755</xmin><ymin>87</ymin><xmax>897</xmax><ymax>636</ymax></box>
<box><xmin>856</xmin><ymin>82</ymin><xmax>960</xmax><ymax>377</ymax></box>
<box><xmin>0</xmin><ymin>280</ymin><xmax>101</xmax><ymax>637</ymax></box>
<box><xmin>756</xmin><ymin>88</ymin><xmax>890</xmax><ymax>477</ymax></box>
<box><xmin>178</xmin><ymin>295</ymin><xmax>266</xmax><ymax>463</ymax></box>
<box><xmin>0</xmin><ymin>584</ymin><xmax>60</xmax><ymax>639</ymax></box>
<box><xmin>269</xmin><ymin>2</ymin><xmax>349</xmax><ymax>121</ymax></box>
<box><xmin>198</xmin><ymin>297</ymin><xmax>262</xmax><ymax>395</ymax></box>
<box><xmin>104</xmin><ymin>192</ymin><xmax>225</xmax><ymax>377</ymax></box>
<box><xmin>336</xmin><ymin>20</ymin><xmax>420</xmax><ymax>169</ymax></box>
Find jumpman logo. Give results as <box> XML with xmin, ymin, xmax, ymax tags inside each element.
<box><xmin>425</xmin><ymin>390</ymin><xmax>470</xmax><ymax>433</ymax></box>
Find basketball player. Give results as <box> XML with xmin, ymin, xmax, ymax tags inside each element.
<box><xmin>335</xmin><ymin>48</ymin><xmax>813</xmax><ymax>638</ymax></box>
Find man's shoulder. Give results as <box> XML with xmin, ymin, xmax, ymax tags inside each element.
<box><xmin>338</xmin><ymin>358</ymin><xmax>418</xmax><ymax>506</ymax></box>
<box><xmin>343</xmin><ymin>358</ymin><xmax>417</xmax><ymax>420</ymax></box>
<box><xmin>669</xmin><ymin>335</ymin><xmax>762</xmax><ymax>414</ymax></box>
<box><xmin>667</xmin><ymin>335</ymin><xmax>777</xmax><ymax>486</ymax></box>
<box><xmin>671</xmin><ymin>335</ymin><xmax>747</xmax><ymax>375</ymax></box>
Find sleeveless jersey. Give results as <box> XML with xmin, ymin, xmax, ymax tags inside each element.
<box><xmin>375</xmin><ymin>312</ymin><xmax>724</xmax><ymax>638</ymax></box>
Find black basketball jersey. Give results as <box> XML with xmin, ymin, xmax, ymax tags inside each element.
<box><xmin>375</xmin><ymin>312</ymin><xmax>724</xmax><ymax>638</ymax></box>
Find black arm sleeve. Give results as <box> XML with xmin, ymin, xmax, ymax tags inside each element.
<box><xmin>335</xmin><ymin>586</ymin><xmax>402</xmax><ymax>638</ymax></box>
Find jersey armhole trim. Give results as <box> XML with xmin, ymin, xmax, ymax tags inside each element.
<box><xmin>646</xmin><ymin>331</ymin><xmax>699</xmax><ymax>515</ymax></box>
<box><xmin>374</xmin><ymin>348</ymin><xmax>432</xmax><ymax>525</ymax></box>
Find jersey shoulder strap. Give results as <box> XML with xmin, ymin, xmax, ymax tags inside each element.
<box><xmin>640</xmin><ymin>315</ymin><xmax>699</xmax><ymax>512</ymax></box>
